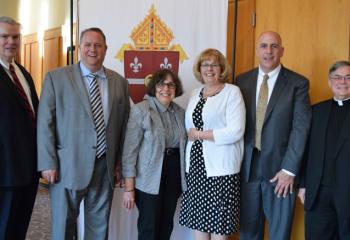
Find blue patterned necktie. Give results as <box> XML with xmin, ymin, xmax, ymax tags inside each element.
<box><xmin>88</xmin><ymin>73</ymin><xmax>106</xmax><ymax>158</ymax></box>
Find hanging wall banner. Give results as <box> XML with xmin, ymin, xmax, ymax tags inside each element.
<box><xmin>78</xmin><ymin>1</ymin><xmax>227</xmax><ymax>239</ymax></box>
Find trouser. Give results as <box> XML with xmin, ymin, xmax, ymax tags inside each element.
<box><xmin>240</xmin><ymin>148</ymin><xmax>296</xmax><ymax>240</ymax></box>
<box><xmin>49</xmin><ymin>155</ymin><xmax>113</xmax><ymax>240</ymax></box>
<box><xmin>305</xmin><ymin>185</ymin><xmax>350</xmax><ymax>240</ymax></box>
<box><xmin>0</xmin><ymin>181</ymin><xmax>38</xmax><ymax>240</ymax></box>
<box><xmin>135</xmin><ymin>148</ymin><xmax>182</xmax><ymax>240</ymax></box>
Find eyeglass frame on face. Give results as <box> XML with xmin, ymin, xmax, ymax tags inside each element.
<box><xmin>329</xmin><ymin>74</ymin><xmax>350</xmax><ymax>82</ymax></box>
<box><xmin>156</xmin><ymin>81</ymin><xmax>176</xmax><ymax>90</ymax></box>
<box><xmin>200</xmin><ymin>63</ymin><xmax>221</xmax><ymax>69</ymax></box>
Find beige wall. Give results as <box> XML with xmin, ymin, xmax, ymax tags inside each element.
<box><xmin>0</xmin><ymin>0</ymin><xmax>19</xmax><ymax>20</ymax></box>
<box><xmin>18</xmin><ymin>0</ymin><xmax>70</xmax><ymax>35</ymax></box>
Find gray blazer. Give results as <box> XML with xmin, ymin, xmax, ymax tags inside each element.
<box><xmin>236</xmin><ymin>66</ymin><xmax>311</xmax><ymax>183</ymax></box>
<box><xmin>37</xmin><ymin>63</ymin><xmax>130</xmax><ymax>190</ymax></box>
<box><xmin>122</xmin><ymin>96</ymin><xmax>187</xmax><ymax>194</ymax></box>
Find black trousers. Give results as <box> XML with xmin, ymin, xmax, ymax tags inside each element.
<box><xmin>305</xmin><ymin>185</ymin><xmax>350</xmax><ymax>240</ymax></box>
<box><xmin>135</xmin><ymin>149</ymin><xmax>182</xmax><ymax>240</ymax></box>
<box><xmin>0</xmin><ymin>181</ymin><xmax>38</xmax><ymax>240</ymax></box>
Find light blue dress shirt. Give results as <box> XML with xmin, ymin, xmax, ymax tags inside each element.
<box><xmin>79</xmin><ymin>62</ymin><xmax>109</xmax><ymax>124</ymax></box>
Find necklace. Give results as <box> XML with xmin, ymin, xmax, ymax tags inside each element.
<box><xmin>203</xmin><ymin>84</ymin><xmax>224</xmax><ymax>98</ymax></box>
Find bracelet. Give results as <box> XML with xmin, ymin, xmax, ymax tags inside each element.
<box><xmin>124</xmin><ymin>189</ymin><xmax>135</xmax><ymax>192</ymax></box>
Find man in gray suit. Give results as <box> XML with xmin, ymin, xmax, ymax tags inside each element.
<box><xmin>235</xmin><ymin>31</ymin><xmax>311</xmax><ymax>240</ymax></box>
<box><xmin>37</xmin><ymin>27</ymin><xmax>130</xmax><ymax>240</ymax></box>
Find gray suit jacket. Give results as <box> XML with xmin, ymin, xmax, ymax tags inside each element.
<box><xmin>37</xmin><ymin>63</ymin><xmax>130</xmax><ymax>190</ymax></box>
<box><xmin>122</xmin><ymin>96</ymin><xmax>187</xmax><ymax>194</ymax></box>
<box><xmin>235</xmin><ymin>66</ymin><xmax>311</xmax><ymax>183</ymax></box>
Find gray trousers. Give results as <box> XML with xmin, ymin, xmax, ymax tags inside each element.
<box><xmin>49</xmin><ymin>156</ymin><xmax>113</xmax><ymax>240</ymax></box>
<box><xmin>240</xmin><ymin>180</ymin><xmax>296</xmax><ymax>240</ymax></box>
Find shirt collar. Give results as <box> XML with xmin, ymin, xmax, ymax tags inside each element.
<box><xmin>150</xmin><ymin>96</ymin><xmax>173</xmax><ymax>113</ymax></box>
<box><xmin>333</xmin><ymin>97</ymin><xmax>350</xmax><ymax>106</ymax></box>
<box><xmin>0</xmin><ymin>58</ymin><xmax>15</xmax><ymax>70</ymax></box>
<box><xmin>79</xmin><ymin>61</ymin><xmax>106</xmax><ymax>79</ymax></box>
<box><xmin>258</xmin><ymin>64</ymin><xmax>281</xmax><ymax>79</ymax></box>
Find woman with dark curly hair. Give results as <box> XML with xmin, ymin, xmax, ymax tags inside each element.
<box><xmin>122</xmin><ymin>68</ymin><xmax>187</xmax><ymax>240</ymax></box>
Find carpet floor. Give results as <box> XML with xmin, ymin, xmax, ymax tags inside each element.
<box><xmin>26</xmin><ymin>186</ymin><xmax>51</xmax><ymax>240</ymax></box>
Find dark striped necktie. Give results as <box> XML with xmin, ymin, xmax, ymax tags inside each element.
<box><xmin>88</xmin><ymin>73</ymin><xmax>106</xmax><ymax>158</ymax></box>
<box><xmin>9</xmin><ymin>64</ymin><xmax>35</xmax><ymax>123</ymax></box>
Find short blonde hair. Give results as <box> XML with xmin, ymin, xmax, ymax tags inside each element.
<box><xmin>193</xmin><ymin>48</ymin><xmax>231</xmax><ymax>83</ymax></box>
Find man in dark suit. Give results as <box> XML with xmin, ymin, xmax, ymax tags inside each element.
<box><xmin>235</xmin><ymin>31</ymin><xmax>311</xmax><ymax>240</ymax></box>
<box><xmin>298</xmin><ymin>61</ymin><xmax>350</xmax><ymax>240</ymax></box>
<box><xmin>0</xmin><ymin>16</ymin><xmax>39</xmax><ymax>240</ymax></box>
<box><xmin>37</xmin><ymin>27</ymin><xmax>130</xmax><ymax>240</ymax></box>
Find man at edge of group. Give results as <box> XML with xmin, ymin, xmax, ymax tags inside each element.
<box><xmin>235</xmin><ymin>31</ymin><xmax>311</xmax><ymax>240</ymax></box>
<box><xmin>37</xmin><ymin>27</ymin><xmax>130</xmax><ymax>240</ymax></box>
<box><xmin>0</xmin><ymin>16</ymin><xmax>39</xmax><ymax>240</ymax></box>
<box><xmin>299</xmin><ymin>61</ymin><xmax>350</xmax><ymax>240</ymax></box>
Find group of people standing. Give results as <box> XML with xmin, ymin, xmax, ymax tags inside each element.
<box><xmin>0</xmin><ymin>15</ymin><xmax>349</xmax><ymax>240</ymax></box>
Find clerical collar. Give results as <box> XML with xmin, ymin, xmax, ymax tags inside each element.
<box><xmin>333</xmin><ymin>97</ymin><xmax>350</xmax><ymax>106</ymax></box>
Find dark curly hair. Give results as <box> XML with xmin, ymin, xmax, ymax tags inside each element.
<box><xmin>145</xmin><ymin>69</ymin><xmax>184</xmax><ymax>97</ymax></box>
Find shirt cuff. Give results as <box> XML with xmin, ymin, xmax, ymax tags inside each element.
<box><xmin>282</xmin><ymin>169</ymin><xmax>295</xmax><ymax>176</ymax></box>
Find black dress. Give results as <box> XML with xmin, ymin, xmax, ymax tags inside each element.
<box><xmin>179</xmin><ymin>90</ymin><xmax>240</xmax><ymax>235</ymax></box>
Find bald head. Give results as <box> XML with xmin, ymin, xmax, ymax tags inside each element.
<box><xmin>256</xmin><ymin>31</ymin><xmax>284</xmax><ymax>73</ymax></box>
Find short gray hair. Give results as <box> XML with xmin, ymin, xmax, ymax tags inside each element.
<box><xmin>0</xmin><ymin>16</ymin><xmax>20</xmax><ymax>26</ymax></box>
<box><xmin>329</xmin><ymin>61</ymin><xmax>350</xmax><ymax>75</ymax></box>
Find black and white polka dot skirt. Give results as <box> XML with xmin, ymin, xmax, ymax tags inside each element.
<box><xmin>179</xmin><ymin>93</ymin><xmax>240</xmax><ymax>235</ymax></box>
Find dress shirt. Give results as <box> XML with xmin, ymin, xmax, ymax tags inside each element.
<box><xmin>256</xmin><ymin>64</ymin><xmax>295</xmax><ymax>176</ymax></box>
<box><xmin>80</xmin><ymin>62</ymin><xmax>109</xmax><ymax>123</ymax></box>
<box><xmin>153</xmin><ymin>97</ymin><xmax>180</xmax><ymax>148</ymax></box>
<box><xmin>255</xmin><ymin>64</ymin><xmax>281</xmax><ymax>106</ymax></box>
<box><xmin>0</xmin><ymin>58</ymin><xmax>34</xmax><ymax>111</ymax></box>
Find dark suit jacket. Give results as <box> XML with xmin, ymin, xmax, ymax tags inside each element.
<box><xmin>235</xmin><ymin>66</ymin><xmax>311</xmax><ymax>183</ymax></box>
<box><xmin>302</xmin><ymin>100</ymin><xmax>350</xmax><ymax>214</ymax></box>
<box><xmin>0</xmin><ymin>63</ymin><xmax>39</xmax><ymax>187</ymax></box>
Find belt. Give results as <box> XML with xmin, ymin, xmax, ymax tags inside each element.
<box><xmin>164</xmin><ymin>148</ymin><xmax>179</xmax><ymax>156</ymax></box>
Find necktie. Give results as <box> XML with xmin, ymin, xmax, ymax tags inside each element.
<box><xmin>88</xmin><ymin>73</ymin><xmax>106</xmax><ymax>158</ymax></box>
<box><xmin>255</xmin><ymin>74</ymin><xmax>269</xmax><ymax>150</ymax></box>
<box><xmin>9</xmin><ymin>64</ymin><xmax>35</xmax><ymax>123</ymax></box>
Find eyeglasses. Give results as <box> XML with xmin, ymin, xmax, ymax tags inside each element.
<box><xmin>157</xmin><ymin>82</ymin><xmax>176</xmax><ymax>89</ymax></box>
<box><xmin>200</xmin><ymin>63</ymin><xmax>220</xmax><ymax>69</ymax></box>
<box><xmin>329</xmin><ymin>75</ymin><xmax>350</xmax><ymax>82</ymax></box>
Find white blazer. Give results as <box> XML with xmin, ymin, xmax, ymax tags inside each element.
<box><xmin>185</xmin><ymin>83</ymin><xmax>246</xmax><ymax>177</ymax></box>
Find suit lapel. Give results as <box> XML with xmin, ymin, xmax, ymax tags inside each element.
<box><xmin>318</xmin><ymin>101</ymin><xmax>332</xmax><ymax>160</ymax></box>
<box><xmin>0</xmin><ymin>63</ymin><xmax>38</xmax><ymax>113</ymax></box>
<box><xmin>70</xmin><ymin>64</ymin><xmax>93</xmax><ymax>120</ymax></box>
<box><xmin>248</xmin><ymin>70</ymin><xmax>258</xmax><ymax>126</ymax></box>
<box><xmin>105</xmin><ymin>68</ymin><xmax>115</xmax><ymax>126</ymax></box>
<box><xmin>16</xmin><ymin>63</ymin><xmax>39</xmax><ymax>112</ymax></box>
<box><xmin>148</xmin><ymin>98</ymin><xmax>166</xmax><ymax>149</ymax></box>
<box><xmin>333</xmin><ymin>104</ymin><xmax>350</xmax><ymax>159</ymax></box>
<box><xmin>264</xmin><ymin>67</ymin><xmax>288</xmax><ymax>121</ymax></box>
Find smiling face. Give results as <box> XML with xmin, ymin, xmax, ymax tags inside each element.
<box><xmin>328</xmin><ymin>65</ymin><xmax>350</xmax><ymax>100</ymax></box>
<box><xmin>0</xmin><ymin>22</ymin><xmax>20</xmax><ymax>63</ymax></box>
<box><xmin>256</xmin><ymin>31</ymin><xmax>284</xmax><ymax>73</ymax></box>
<box><xmin>79</xmin><ymin>30</ymin><xmax>107</xmax><ymax>72</ymax></box>
<box><xmin>200</xmin><ymin>56</ymin><xmax>222</xmax><ymax>86</ymax></box>
<box><xmin>155</xmin><ymin>74</ymin><xmax>176</xmax><ymax>107</ymax></box>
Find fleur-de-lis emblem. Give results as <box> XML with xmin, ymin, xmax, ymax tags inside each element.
<box><xmin>130</xmin><ymin>57</ymin><xmax>142</xmax><ymax>73</ymax></box>
<box><xmin>160</xmin><ymin>57</ymin><xmax>172</xmax><ymax>69</ymax></box>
